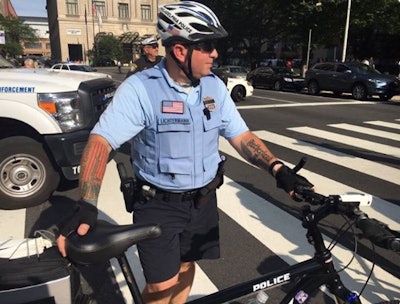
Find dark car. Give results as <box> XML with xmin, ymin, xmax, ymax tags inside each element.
<box><xmin>305</xmin><ymin>62</ymin><xmax>400</xmax><ymax>101</ymax></box>
<box><xmin>247</xmin><ymin>67</ymin><xmax>305</xmax><ymax>92</ymax></box>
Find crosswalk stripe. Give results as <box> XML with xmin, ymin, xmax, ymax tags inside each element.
<box><xmin>217</xmin><ymin>139</ymin><xmax>400</xmax><ymax>303</ymax></box>
<box><xmin>251</xmin><ymin>131</ymin><xmax>400</xmax><ymax>186</ymax></box>
<box><xmin>288</xmin><ymin>126</ymin><xmax>400</xmax><ymax>158</ymax></box>
<box><xmin>365</xmin><ymin>120</ymin><xmax>400</xmax><ymax>130</ymax></box>
<box><xmin>328</xmin><ymin>123</ymin><xmax>400</xmax><ymax>141</ymax></box>
<box><xmin>218</xmin><ymin>137</ymin><xmax>399</xmax><ymax>230</ymax></box>
<box><xmin>217</xmin><ymin>177</ymin><xmax>400</xmax><ymax>303</ymax></box>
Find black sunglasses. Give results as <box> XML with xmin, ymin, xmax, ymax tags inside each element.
<box><xmin>146</xmin><ymin>43</ymin><xmax>159</xmax><ymax>49</ymax></box>
<box><xmin>190</xmin><ymin>40</ymin><xmax>218</xmax><ymax>53</ymax></box>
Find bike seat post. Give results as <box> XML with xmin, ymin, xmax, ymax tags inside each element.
<box><xmin>117</xmin><ymin>252</ymin><xmax>145</xmax><ymax>304</ymax></box>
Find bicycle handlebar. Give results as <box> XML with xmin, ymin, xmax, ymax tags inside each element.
<box><xmin>295</xmin><ymin>186</ymin><xmax>400</xmax><ymax>252</ymax></box>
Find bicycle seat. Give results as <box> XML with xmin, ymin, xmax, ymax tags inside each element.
<box><xmin>66</xmin><ymin>220</ymin><xmax>162</xmax><ymax>265</ymax></box>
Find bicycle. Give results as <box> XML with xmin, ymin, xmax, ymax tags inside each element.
<box><xmin>66</xmin><ymin>164</ymin><xmax>400</xmax><ymax>304</ymax></box>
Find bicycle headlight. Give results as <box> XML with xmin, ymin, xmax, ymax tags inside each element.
<box><xmin>38</xmin><ymin>91</ymin><xmax>85</xmax><ymax>132</ymax></box>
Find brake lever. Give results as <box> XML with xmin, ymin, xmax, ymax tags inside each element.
<box><xmin>293</xmin><ymin>157</ymin><xmax>307</xmax><ymax>173</ymax></box>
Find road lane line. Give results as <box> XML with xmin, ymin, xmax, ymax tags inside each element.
<box><xmin>248</xmin><ymin>131</ymin><xmax>400</xmax><ymax>187</ymax></box>
<box><xmin>236</xmin><ymin>100</ymin><xmax>376</xmax><ymax>110</ymax></box>
<box><xmin>328</xmin><ymin>123</ymin><xmax>400</xmax><ymax>141</ymax></box>
<box><xmin>288</xmin><ymin>126</ymin><xmax>400</xmax><ymax>158</ymax></box>
<box><xmin>364</xmin><ymin>120</ymin><xmax>400</xmax><ymax>130</ymax></box>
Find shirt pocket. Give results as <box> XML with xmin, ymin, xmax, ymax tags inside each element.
<box><xmin>157</xmin><ymin>117</ymin><xmax>192</xmax><ymax>158</ymax></box>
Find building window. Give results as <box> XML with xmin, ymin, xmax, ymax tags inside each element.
<box><xmin>118</xmin><ymin>3</ymin><xmax>129</xmax><ymax>19</ymax></box>
<box><xmin>93</xmin><ymin>1</ymin><xmax>106</xmax><ymax>17</ymax></box>
<box><xmin>66</xmin><ymin>0</ymin><xmax>78</xmax><ymax>15</ymax></box>
<box><xmin>141</xmin><ymin>5</ymin><xmax>151</xmax><ymax>20</ymax></box>
<box><xmin>25</xmin><ymin>42</ymin><xmax>42</xmax><ymax>49</ymax></box>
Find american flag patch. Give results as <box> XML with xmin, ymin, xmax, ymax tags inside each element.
<box><xmin>167</xmin><ymin>25</ymin><xmax>180</xmax><ymax>36</ymax></box>
<box><xmin>162</xmin><ymin>100</ymin><xmax>184</xmax><ymax>114</ymax></box>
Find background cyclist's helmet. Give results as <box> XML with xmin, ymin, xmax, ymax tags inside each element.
<box><xmin>157</xmin><ymin>1</ymin><xmax>228</xmax><ymax>46</ymax></box>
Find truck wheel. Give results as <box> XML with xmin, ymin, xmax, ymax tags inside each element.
<box><xmin>0</xmin><ymin>137</ymin><xmax>60</xmax><ymax>210</ymax></box>
<box><xmin>231</xmin><ymin>85</ymin><xmax>245</xmax><ymax>102</ymax></box>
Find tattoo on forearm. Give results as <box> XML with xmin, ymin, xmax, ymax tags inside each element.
<box><xmin>79</xmin><ymin>140</ymin><xmax>108</xmax><ymax>202</ymax></box>
<box><xmin>241</xmin><ymin>139</ymin><xmax>272</xmax><ymax>171</ymax></box>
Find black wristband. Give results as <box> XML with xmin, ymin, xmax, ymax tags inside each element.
<box><xmin>268</xmin><ymin>160</ymin><xmax>284</xmax><ymax>176</ymax></box>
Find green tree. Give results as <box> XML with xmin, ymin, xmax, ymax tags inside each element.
<box><xmin>194</xmin><ymin>0</ymin><xmax>400</xmax><ymax>66</ymax></box>
<box><xmin>0</xmin><ymin>14</ymin><xmax>38</xmax><ymax>58</ymax></box>
<box><xmin>93</xmin><ymin>33</ymin><xmax>122</xmax><ymax>66</ymax></box>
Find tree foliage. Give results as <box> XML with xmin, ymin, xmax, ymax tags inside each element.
<box><xmin>0</xmin><ymin>14</ymin><xmax>38</xmax><ymax>58</ymax></box>
<box><xmin>194</xmin><ymin>0</ymin><xmax>400</xmax><ymax>65</ymax></box>
<box><xmin>93</xmin><ymin>34</ymin><xmax>123</xmax><ymax>65</ymax></box>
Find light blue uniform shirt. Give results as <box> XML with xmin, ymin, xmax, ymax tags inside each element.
<box><xmin>92</xmin><ymin>59</ymin><xmax>248</xmax><ymax>190</ymax></box>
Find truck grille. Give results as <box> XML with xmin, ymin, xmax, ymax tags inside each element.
<box><xmin>78</xmin><ymin>78</ymin><xmax>117</xmax><ymax>129</ymax></box>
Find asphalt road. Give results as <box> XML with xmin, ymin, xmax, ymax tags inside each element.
<box><xmin>1</xmin><ymin>69</ymin><xmax>399</xmax><ymax>303</ymax></box>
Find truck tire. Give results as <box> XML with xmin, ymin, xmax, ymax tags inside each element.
<box><xmin>0</xmin><ymin>137</ymin><xmax>60</xmax><ymax>210</ymax></box>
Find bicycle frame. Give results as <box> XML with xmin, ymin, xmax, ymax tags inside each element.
<box><xmin>186</xmin><ymin>205</ymin><xmax>358</xmax><ymax>304</ymax></box>
<box><xmin>186</xmin><ymin>256</ymin><xmax>350</xmax><ymax>304</ymax></box>
<box><xmin>114</xmin><ymin>202</ymin><xmax>360</xmax><ymax>304</ymax></box>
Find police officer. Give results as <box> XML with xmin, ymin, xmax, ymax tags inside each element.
<box><xmin>57</xmin><ymin>2</ymin><xmax>313</xmax><ymax>304</ymax></box>
<box><xmin>125</xmin><ymin>35</ymin><xmax>163</xmax><ymax>79</ymax></box>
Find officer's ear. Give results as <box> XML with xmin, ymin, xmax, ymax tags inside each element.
<box><xmin>170</xmin><ymin>43</ymin><xmax>188</xmax><ymax>64</ymax></box>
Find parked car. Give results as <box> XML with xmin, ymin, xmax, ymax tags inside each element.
<box><xmin>225</xmin><ymin>77</ymin><xmax>254</xmax><ymax>102</ymax></box>
<box><xmin>212</xmin><ymin>67</ymin><xmax>253</xmax><ymax>102</ymax></box>
<box><xmin>212</xmin><ymin>65</ymin><xmax>248</xmax><ymax>83</ymax></box>
<box><xmin>49</xmin><ymin>63</ymin><xmax>112</xmax><ymax>79</ymax></box>
<box><xmin>305</xmin><ymin>62</ymin><xmax>400</xmax><ymax>101</ymax></box>
<box><xmin>247</xmin><ymin>67</ymin><xmax>305</xmax><ymax>92</ymax></box>
<box><xmin>50</xmin><ymin>63</ymin><xmax>98</xmax><ymax>72</ymax></box>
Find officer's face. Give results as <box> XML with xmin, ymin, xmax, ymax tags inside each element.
<box><xmin>190</xmin><ymin>41</ymin><xmax>218</xmax><ymax>78</ymax></box>
<box><xmin>143</xmin><ymin>43</ymin><xmax>159</xmax><ymax>57</ymax></box>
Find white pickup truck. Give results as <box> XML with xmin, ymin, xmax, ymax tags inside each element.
<box><xmin>0</xmin><ymin>56</ymin><xmax>116</xmax><ymax>210</ymax></box>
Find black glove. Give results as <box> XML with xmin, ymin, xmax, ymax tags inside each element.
<box><xmin>275</xmin><ymin>165</ymin><xmax>314</xmax><ymax>201</ymax></box>
<box><xmin>59</xmin><ymin>200</ymin><xmax>98</xmax><ymax>237</ymax></box>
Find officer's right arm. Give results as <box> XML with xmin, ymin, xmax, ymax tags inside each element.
<box><xmin>57</xmin><ymin>134</ymin><xmax>112</xmax><ymax>257</ymax></box>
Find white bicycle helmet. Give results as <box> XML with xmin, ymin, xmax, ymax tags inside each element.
<box><xmin>157</xmin><ymin>1</ymin><xmax>228</xmax><ymax>46</ymax></box>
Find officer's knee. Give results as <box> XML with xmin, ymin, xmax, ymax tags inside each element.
<box><xmin>145</xmin><ymin>273</ymin><xmax>179</xmax><ymax>293</ymax></box>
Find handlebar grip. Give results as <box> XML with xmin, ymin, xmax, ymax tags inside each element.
<box><xmin>356</xmin><ymin>216</ymin><xmax>400</xmax><ymax>252</ymax></box>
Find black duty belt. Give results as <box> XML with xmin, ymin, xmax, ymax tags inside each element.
<box><xmin>137</xmin><ymin>179</ymin><xmax>199</xmax><ymax>202</ymax></box>
<box><xmin>153</xmin><ymin>189</ymin><xmax>199</xmax><ymax>202</ymax></box>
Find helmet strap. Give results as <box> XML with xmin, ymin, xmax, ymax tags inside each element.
<box><xmin>169</xmin><ymin>45</ymin><xmax>200</xmax><ymax>87</ymax></box>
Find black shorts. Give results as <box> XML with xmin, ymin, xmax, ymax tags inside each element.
<box><xmin>132</xmin><ymin>193</ymin><xmax>220</xmax><ymax>284</ymax></box>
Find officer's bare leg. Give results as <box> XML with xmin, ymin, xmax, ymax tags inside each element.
<box><xmin>170</xmin><ymin>262</ymin><xmax>195</xmax><ymax>304</ymax></box>
<box><xmin>142</xmin><ymin>262</ymin><xmax>195</xmax><ymax>304</ymax></box>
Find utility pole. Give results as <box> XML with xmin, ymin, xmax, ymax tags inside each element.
<box><xmin>342</xmin><ymin>0</ymin><xmax>352</xmax><ymax>62</ymax></box>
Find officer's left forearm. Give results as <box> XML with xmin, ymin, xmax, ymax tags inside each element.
<box><xmin>229</xmin><ymin>131</ymin><xmax>280</xmax><ymax>173</ymax></box>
